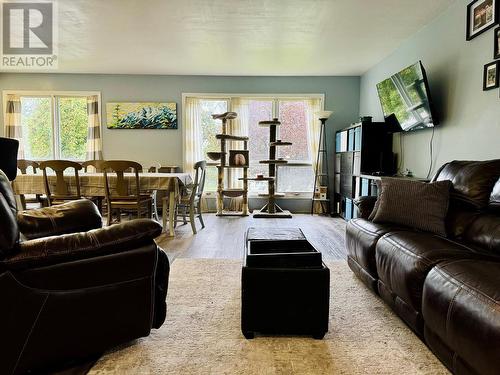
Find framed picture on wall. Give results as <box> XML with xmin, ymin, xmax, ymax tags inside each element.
<box><xmin>483</xmin><ymin>61</ymin><xmax>500</xmax><ymax>90</ymax></box>
<box><xmin>494</xmin><ymin>26</ymin><xmax>500</xmax><ymax>58</ymax></box>
<box><xmin>467</xmin><ymin>0</ymin><xmax>498</xmax><ymax>41</ymax></box>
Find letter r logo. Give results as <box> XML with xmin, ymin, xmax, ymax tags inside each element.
<box><xmin>2</xmin><ymin>3</ymin><xmax>53</xmax><ymax>55</ymax></box>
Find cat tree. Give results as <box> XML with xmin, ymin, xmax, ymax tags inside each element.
<box><xmin>240</xmin><ymin>118</ymin><xmax>292</xmax><ymax>218</ymax></box>
<box><xmin>207</xmin><ymin>112</ymin><xmax>249</xmax><ymax>216</ymax></box>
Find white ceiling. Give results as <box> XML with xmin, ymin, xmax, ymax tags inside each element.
<box><xmin>51</xmin><ymin>0</ymin><xmax>454</xmax><ymax>76</ymax></box>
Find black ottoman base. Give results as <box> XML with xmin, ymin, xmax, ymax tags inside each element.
<box><xmin>241</xmin><ymin>264</ymin><xmax>330</xmax><ymax>339</ymax></box>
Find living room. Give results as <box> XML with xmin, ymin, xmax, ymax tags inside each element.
<box><xmin>1</xmin><ymin>0</ymin><xmax>499</xmax><ymax>374</ymax></box>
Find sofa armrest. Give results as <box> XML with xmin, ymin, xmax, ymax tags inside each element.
<box><xmin>2</xmin><ymin>219</ymin><xmax>162</xmax><ymax>272</ymax></box>
<box><xmin>353</xmin><ymin>196</ymin><xmax>378</xmax><ymax>220</ymax></box>
<box><xmin>17</xmin><ymin>199</ymin><xmax>102</xmax><ymax>240</ymax></box>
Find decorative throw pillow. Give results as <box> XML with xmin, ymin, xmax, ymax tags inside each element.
<box><xmin>371</xmin><ymin>178</ymin><xmax>452</xmax><ymax>236</ymax></box>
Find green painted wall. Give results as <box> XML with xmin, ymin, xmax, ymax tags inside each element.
<box><xmin>359</xmin><ymin>0</ymin><xmax>500</xmax><ymax>177</ymax></box>
<box><xmin>0</xmin><ymin>73</ymin><xmax>360</xmax><ymax>212</ymax></box>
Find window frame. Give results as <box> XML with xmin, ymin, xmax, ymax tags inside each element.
<box><xmin>182</xmin><ymin>93</ymin><xmax>324</xmax><ymax>197</ymax></box>
<box><xmin>2</xmin><ymin>90</ymin><xmax>102</xmax><ymax>161</ymax></box>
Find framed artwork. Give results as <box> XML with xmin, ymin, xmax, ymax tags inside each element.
<box><xmin>483</xmin><ymin>61</ymin><xmax>500</xmax><ymax>90</ymax></box>
<box><xmin>494</xmin><ymin>26</ymin><xmax>500</xmax><ymax>58</ymax></box>
<box><xmin>467</xmin><ymin>0</ymin><xmax>498</xmax><ymax>40</ymax></box>
<box><xmin>106</xmin><ymin>102</ymin><xmax>177</xmax><ymax>129</ymax></box>
<box><xmin>229</xmin><ymin>150</ymin><xmax>249</xmax><ymax>167</ymax></box>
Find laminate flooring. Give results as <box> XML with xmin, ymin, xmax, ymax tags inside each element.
<box><xmin>155</xmin><ymin>213</ymin><xmax>347</xmax><ymax>263</ymax></box>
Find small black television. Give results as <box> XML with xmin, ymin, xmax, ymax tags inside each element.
<box><xmin>376</xmin><ymin>61</ymin><xmax>439</xmax><ymax>132</ymax></box>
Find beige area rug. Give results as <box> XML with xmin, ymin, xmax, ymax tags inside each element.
<box><xmin>89</xmin><ymin>259</ymin><xmax>449</xmax><ymax>375</ymax></box>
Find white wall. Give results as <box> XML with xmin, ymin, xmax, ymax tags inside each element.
<box><xmin>359</xmin><ymin>0</ymin><xmax>500</xmax><ymax>178</ymax></box>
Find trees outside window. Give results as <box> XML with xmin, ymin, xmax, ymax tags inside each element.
<box><xmin>20</xmin><ymin>95</ymin><xmax>90</xmax><ymax>161</ymax></box>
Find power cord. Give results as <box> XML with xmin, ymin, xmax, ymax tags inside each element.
<box><xmin>426</xmin><ymin>126</ymin><xmax>435</xmax><ymax>179</ymax></box>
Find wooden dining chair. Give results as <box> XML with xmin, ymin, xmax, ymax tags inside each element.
<box><xmin>81</xmin><ymin>159</ymin><xmax>105</xmax><ymax>173</ymax></box>
<box><xmin>148</xmin><ymin>166</ymin><xmax>179</xmax><ymax>173</ymax></box>
<box><xmin>101</xmin><ymin>160</ymin><xmax>152</xmax><ymax>224</ymax></box>
<box><xmin>81</xmin><ymin>159</ymin><xmax>107</xmax><ymax>213</ymax></box>
<box><xmin>16</xmin><ymin>159</ymin><xmax>47</xmax><ymax>209</ymax></box>
<box><xmin>163</xmin><ymin>160</ymin><xmax>206</xmax><ymax>234</ymax></box>
<box><xmin>39</xmin><ymin>160</ymin><xmax>83</xmax><ymax>206</ymax></box>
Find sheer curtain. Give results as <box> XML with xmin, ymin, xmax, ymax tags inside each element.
<box><xmin>229</xmin><ymin>97</ymin><xmax>250</xmax><ymax>189</ymax></box>
<box><xmin>183</xmin><ymin>97</ymin><xmax>204</xmax><ymax>175</ymax></box>
<box><xmin>305</xmin><ymin>98</ymin><xmax>324</xmax><ymax>213</ymax></box>
<box><xmin>228</xmin><ymin>98</ymin><xmax>250</xmax><ymax>211</ymax></box>
<box><xmin>4</xmin><ymin>94</ymin><xmax>24</xmax><ymax>158</ymax></box>
<box><xmin>86</xmin><ymin>95</ymin><xmax>103</xmax><ymax>161</ymax></box>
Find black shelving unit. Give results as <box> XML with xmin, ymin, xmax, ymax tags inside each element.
<box><xmin>334</xmin><ymin>121</ymin><xmax>394</xmax><ymax>220</ymax></box>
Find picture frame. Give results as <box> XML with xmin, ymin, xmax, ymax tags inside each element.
<box><xmin>483</xmin><ymin>61</ymin><xmax>500</xmax><ymax>90</ymax></box>
<box><xmin>467</xmin><ymin>0</ymin><xmax>498</xmax><ymax>41</ymax></box>
<box><xmin>106</xmin><ymin>102</ymin><xmax>177</xmax><ymax>129</ymax></box>
<box><xmin>229</xmin><ymin>150</ymin><xmax>249</xmax><ymax>167</ymax></box>
<box><xmin>494</xmin><ymin>26</ymin><xmax>500</xmax><ymax>58</ymax></box>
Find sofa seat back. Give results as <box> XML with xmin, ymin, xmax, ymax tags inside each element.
<box><xmin>434</xmin><ymin>160</ymin><xmax>500</xmax><ymax>256</ymax></box>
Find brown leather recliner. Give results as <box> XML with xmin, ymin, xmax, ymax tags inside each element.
<box><xmin>346</xmin><ymin>160</ymin><xmax>500</xmax><ymax>375</ymax></box>
<box><xmin>0</xmin><ymin>170</ymin><xmax>170</xmax><ymax>375</ymax></box>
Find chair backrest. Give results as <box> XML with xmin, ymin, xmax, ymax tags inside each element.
<box><xmin>101</xmin><ymin>160</ymin><xmax>142</xmax><ymax>199</ymax></box>
<box><xmin>159</xmin><ymin>166</ymin><xmax>179</xmax><ymax>173</ymax></box>
<box><xmin>17</xmin><ymin>159</ymin><xmax>39</xmax><ymax>174</ymax></box>
<box><xmin>191</xmin><ymin>160</ymin><xmax>206</xmax><ymax>200</ymax></box>
<box><xmin>151</xmin><ymin>165</ymin><xmax>179</xmax><ymax>173</ymax></box>
<box><xmin>82</xmin><ymin>159</ymin><xmax>105</xmax><ymax>173</ymax></box>
<box><xmin>38</xmin><ymin>160</ymin><xmax>83</xmax><ymax>204</ymax></box>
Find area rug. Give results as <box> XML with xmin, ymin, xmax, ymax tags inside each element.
<box><xmin>88</xmin><ymin>259</ymin><xmax>449</xmax><ymax>375</ymax></box>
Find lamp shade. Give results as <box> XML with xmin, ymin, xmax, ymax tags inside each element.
<box><xmin>316</xmin><ymin>111</ymin><xmax>333</xmax><ymax>120</ymax></box>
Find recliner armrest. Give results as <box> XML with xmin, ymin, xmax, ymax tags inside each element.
<box><xmin>17</xmin><ymin>199</ymin><xmax>102</xmax><ymax>240</ymax></box>
<box><xmin>2</xmin><ymin>219</ymin><xmax>162</xmax><ymax>271</ymax></box>
<box><xmin>353</xmin><ymin>196</ymin><xmax>378</xmax><ymax>220</ymax></box>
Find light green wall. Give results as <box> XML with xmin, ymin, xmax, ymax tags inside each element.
<box><xmin>1</xmin><ymin>74</ymin><xmax>359</xmax><ymax>168</ymax></box>
<box><xmin>0</xmin><ymin>73</ymin><xmax>360</xmax><ymax>212</ymax></box>
<box><xmin>359</xmin><ymin>0</ymin><xmax>500</xmax><ymax>177</ymax></box>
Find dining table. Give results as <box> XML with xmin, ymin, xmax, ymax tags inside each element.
<box><xmin>12</xmin><ymin>172</ymin><xmax>193</xmax><ymax>237</ymax></box>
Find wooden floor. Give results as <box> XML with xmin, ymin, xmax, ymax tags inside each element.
<box><xmin>155</xmin><ymin>213</ymin><xmax>347</xmax><ymax>263</ymax></box>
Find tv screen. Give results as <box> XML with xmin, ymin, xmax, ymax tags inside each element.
<box><xmin>376</xmin><ymin>61</ymin><xmax>438</xmax><ymax>132</ymax></box>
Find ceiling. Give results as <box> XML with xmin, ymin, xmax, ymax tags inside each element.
<box><xmin>49</xmin><ymin>0</ymin><xmax>454</xmax><ymax>76</ymax></box>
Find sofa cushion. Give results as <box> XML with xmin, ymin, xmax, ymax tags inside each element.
<box><xmin>445</xmin><ymin>203</ymin><xmax>481</xmax><ymax>239</ymax></box>
<box><xmin>371</xmin><ymin>178</ymin><xmax>452</xmax><ymax>236</ymax></box>
<box><xmin>375</xmin><ymin>231</ymin><xmax>477</xmax><ymax>313</ymax></box>
<box><xmin>435</xmin><ymin>160</ymin><xmax>500</xmax><ymax>209</ymax></box>
<box><xmin>353</xmin><ymin>195</ymin><xmax>377</xmax><ymax>220</ymax></box>
<box><xmin>462</xmin><ymin>214</ymin><xmax>500</xmax><ymax>254</ymax></box>
<box><xmin>346</xmin><ymin>218</ymin><xmax>402</xmax><ymax>280</ymax></box>
<box><xmin>423</xmin><ymin>259</ymin><xmax>500</xmax><ymax>375</ymax></box>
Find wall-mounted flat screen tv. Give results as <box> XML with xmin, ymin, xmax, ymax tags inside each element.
<box><xmin>376</xmin><ymin>61</ymin><xmax>439</xmax><ymax>132</ymax></box>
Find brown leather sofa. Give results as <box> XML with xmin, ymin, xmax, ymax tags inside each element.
<box><xmin>346</xmin><ymin>160</ymin><xmax>500</xmax><ymax>375</ymax></box>
<box><xmin>0</xmin><ymin>170</ymin><xmax>170</xmax><ymax>375</ymax></box>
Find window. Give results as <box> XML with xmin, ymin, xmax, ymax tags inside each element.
<box><xmin>200</xmin><ymin>99</ymin><xmax>229</xmax><ymax>192</ymax></box>
<box><xmin>192</xmin><ymin>94</ymin><xmax>323</xmax><ymax>195</ymax></box>
<box><xmin>6</xmin><ymin>91</ymin><xmax>99</xmax><ymax>161</ymax></box>
<box><xmin>246</xmin><ymin>98</ymin><xmax>315</xmax><ymax>194</ymax></box>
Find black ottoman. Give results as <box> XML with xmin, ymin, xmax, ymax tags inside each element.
<box><xmin>241</xmin><ymin>228</ymin><xmax>330</xmax><ymax>339</ymax></box>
